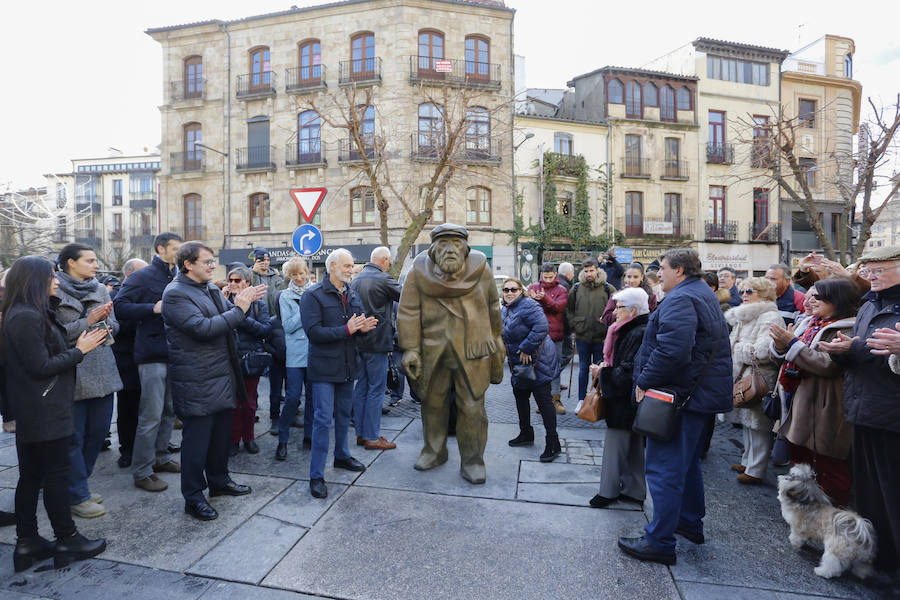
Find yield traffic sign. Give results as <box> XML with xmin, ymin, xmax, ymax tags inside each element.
<box><xmin>290</xmin><ymin>187</ymin><xmax>327</xmax><ymax>222</ymax></box>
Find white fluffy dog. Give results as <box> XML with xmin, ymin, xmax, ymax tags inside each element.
<box><xmin>777</xmin><ymin>463</ymin><xmax>876</xmax><ymax>579</ymax></box>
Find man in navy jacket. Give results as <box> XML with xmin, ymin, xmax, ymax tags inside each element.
<box><xmin>619</xmin><ymin>248</ymin><xmax>732</xmax><ymax>565</ymax></box>
<box><xmin>301</xmin><ymin>249</ymin><xmax>377</xmax><ymax>499</ymax></box>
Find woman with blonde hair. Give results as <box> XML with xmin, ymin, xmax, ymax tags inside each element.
<box><xmin>726</xmin><ymin>276</ymin><xmax>784</xmax><ymax>484</ymax></box>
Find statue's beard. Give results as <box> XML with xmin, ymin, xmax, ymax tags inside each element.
<box><xmin>436</xmin><ymin>254</ymin><xmax>464</xmax><ymax>275</ymax></box>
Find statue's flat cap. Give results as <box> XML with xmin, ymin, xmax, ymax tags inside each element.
<box><xmin>430</xmin><ymin>223</ymin><xmax>469</xmax><ymax>242</ymax></box>
<box><xmin>859</xmin><ymin>245</ymin><xmax>900</xmax><ymax>263</ymax></box>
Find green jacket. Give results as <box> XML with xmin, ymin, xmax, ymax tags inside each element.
<box><xmin>565</xmin><ymin>278</ymin><xmax>614</xmax><ymax>343</ymax></box>
<box><xmin>250</xmin><ymin>268</ymin><xmax>286</xmax><ymax>316</ymax></box>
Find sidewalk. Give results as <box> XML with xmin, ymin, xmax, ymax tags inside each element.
<box><xmin>0</xmin><ymin>381</ymin><xmax>880</xmax><ymax>600</ymax></box>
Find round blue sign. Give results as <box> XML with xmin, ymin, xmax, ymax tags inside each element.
<box><xmin>291</xmin><ymin>224</ymin><xmax>323</xmax><ymax>256</ymax></box>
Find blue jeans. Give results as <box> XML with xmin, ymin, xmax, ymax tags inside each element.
<box><xmin>279</xmin><ymin>367</ymin><xmax>314</xmax><ymax>444</ymax></box>
<box><xmin>309</xmin><ymin>381</ymin><xmax>353</xmax><ymax>480</ymax></box>
<box><xmin>352</xmin><ymin>352</ymin><xmax>389</xmax><ymax>441</ymax></box>
<box><xmin>68</xmin><ymin>394</ymin><xmax>114</xmax><ymax>505</ymax></box>
<box><xmin>643</xmin><ymin>410</ymin><xmax>708</xmax><ymax>551</ymax></box>
<box><xmin>268</xmin><ymin>360</ymin><xmax>286</xmax><ymax>419</ymax></box>
<box><xmin>575</xmin><ymin>339</ymin><xmax>604</xmax><ymax>401</ymax></box>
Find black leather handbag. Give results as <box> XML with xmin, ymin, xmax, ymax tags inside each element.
<box><xmin>632</xmin><ymin>352</ymin><xmax>714</xmax><ymax>442</ymax></box>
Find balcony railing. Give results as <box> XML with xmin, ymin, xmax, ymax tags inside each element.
<box><xmin>169</xmin><ymin>79</ymin><xmax>206</xmax><ymax>102</ymax></box>
<box><xmin>169</xmin><ymin>151</ymin><xmax>205</xmax><ymax>174</ymax></box>
<box><xmin>339</xmin><ymin>138</ymin><xmax>376</xmax><ymax>162</ymax></box>
<box><xmin>74</xmin><ymin>230</ymin><xmax>101</xmax><ymax>247</ymax></box>
<box><xmin>751</xmin><ymin>140</ymin><xmax>776</xmax><ymax>168</ymax></box>
<box><xmin>408</xmin><ymin>56</ymin><xmax>502</xmax><ymax>89</ymax></box>
<box><xmin>749</xmin><ymin>222</ymin><xmax>782</xmax><ymax>243</ymax></box>
<box><xmin>236</xmin><ymin>72</ymin><xmax>276</xmax><ymax>98</ymax></box>
<box><xmin>707</xmin><ymin>143</ymin><xmax>734</xmax><ymax>165</ymax></box>
<box><xmin>339</xmin><ymin>57</ymin><xmax>382</xmax><ymax>85</ymax></box>
<box><xmin>285</xmin><ymin>66</ymin><xmax>327</xmax><ymax>92</ymax></box>
<box><xmin>640</xmin><ymin>216</ymin><xmax>694</xmax><ymax>237</ymax></box>
<box><xmin>660</xmin><ymin>159</ymin><xmax>689</xmax><ymax>180</ymax></box>
<box><xmin>704</xmin><ymin>220</ymin><xmax>738</xmax><ymax>241</ymax></box>
<box><xmin>410</xmin><ymin>134</ymin><xmax>445</xmax><ymax>160</ymax></box>
<box><xmin>130</xmin><ymin>196</ymin><xmax>157</xmax><ymax>210</ymax></box>
<box><xmin>625</xmin><ymin>222</ymin><xmax>644</xmax><ymax>237</ymax></box>
<box><xmin>130</xmin><ymin>230</ymin><xmax>155</xmax><ymax>246</ymax></box>
<box><xmin>109</xmin><ymin>230</ymin><xmax>124</xmax><ymax>241</ymax></box>
<box><xmin>74</xmin><ymin>198</ymin><xmax>101</xmax><ymax>213</ymax></box>
<box><xmin>621</xmin><ymin>157</ymin><xmax>651</xmax><ymax>178</ymax></box>
<box><xmin>461</xmin><ymin>136</ymin><xmax>502</xmax><ymax>164</ymax></box>
<box><xmin>285</xmin><ymin>141</ymin><xmax>326</xmax><ymax>168</ymax></box>
<box><xmin>548</xmin><ymin>152</ymin><xmax>585</xmax><ymax>176</ymax></box>
<box><xmin>235</xmin><ymin>146</ymin><xmax>276</xmax><ymax>171</ymax></box>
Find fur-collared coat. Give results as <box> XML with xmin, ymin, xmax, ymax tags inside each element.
<box><xmin>726</xmin><ymin>301</ymin><xmax>784</xmax><ymax>431</ymax></box>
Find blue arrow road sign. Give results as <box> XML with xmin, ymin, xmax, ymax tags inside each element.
<box><xmin>291</xmin><ymin>224</ymin><xmax>323</xmax><ymax>256</ymax></box>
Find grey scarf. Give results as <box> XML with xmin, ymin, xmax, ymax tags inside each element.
<box><xmin>289</xmin><ymin>279</ymin><xmax>311</xmax><ymax>297</ymax></box>
<box><xmin>56</xmin><ymin>271</ymin><xmax>99</xmax><ymax>300</ymax></box>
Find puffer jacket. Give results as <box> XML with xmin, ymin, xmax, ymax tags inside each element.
<box><xmin>54</xmin><ymin>277</ymin><xmax>123</xmax><ymax>401</ymax></box>
<box><xmin>726</xmin><ymin>301</ymin><xmax>783</xmax><ymax>431</ymax></box>
<box><xmin>566</xmin><ymin>272</ymin><xmax>614</xmax><ymax>343</ymax></box>
<box><xmin>280</xmin><ymin>286</ymin><xmax>309</xmax><ymax>368</ymax></box>
<box><xmin>599</xmin><ymin>314</ymin><xmax>648</xmax><ymax>430</ymax></box>
<box><xmin>526</xmin><ymin>278</ymin><xmax>568</xmax><ymax>342</ymax></box>
<box><xmin>301</xmin><ymin>276</ymin><xmax>367</xmax><ymax>383</ymax></box>
<box><xmin>350</xmin><ymin>262</ymin><xmax>402</xmax><ymax>353</ymax></box>
<box><xmin>502</xmin><ymin>295</ymin><xmax>559</xmax><ymax>390</ymax></box>
<box><xmin>162</xmin><ymin>273</ymin><xmax>248</xmax><ymax>418</ymax></box>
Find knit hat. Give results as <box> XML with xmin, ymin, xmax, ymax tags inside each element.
<box><xmin>252</xmin><ymin>246</ymin><xmax>270</xmax><ymax>261</ymax></box>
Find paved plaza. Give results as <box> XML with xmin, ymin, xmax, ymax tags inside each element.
<box><xmin>0</xmin><ymin>369</ymin><xmax>881</xmax><ymax>599</ymax></box>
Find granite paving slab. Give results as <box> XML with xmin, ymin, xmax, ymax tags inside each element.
<box><xmin>0</xmin><ymin>543</ymin><xmax>89</xmax><ymax>598</ymax></box>
<box><xmin>188</xmin><ymin>515</ymin><xmax>306</xmax><ymax>584</ymax></box>
<box><xmin>677</xmin><ymin>580</ymin><xmax>857</xmax><ymax>600</ymax></box>
<box><xmin>199</xmin><ymin>581</ymin><xmax>320</xmax><ymax>599</ymax></box>
<box><xmin>258</xmin><ymin>480</ymin><xmax>349</xmax><ymax>527</ymax></box>
<box><xmin>262</xmin><ymin>486</ymin><xmax>680</xmax><ymax>600</ymax></box>
<box><xmin>0</xmin><ymin>443</ymin><xmax>19</xmax><ymax>467</ymax></box>
<box><xmin>518</xmin><ymin>460</ymin><xmax>604</xmax><ymax>483</ymax></box>
<box><xmin>556</xmin><ymin>424</ymin><xmax>607</xmax><ymax>441</ymax></box>
<box><xmin>0</xmin><ymin>466</ymin><xmax>18</xmax><ymax>490</ymax></box>
<box><xmin>516</xmin><ymin>482</ymin><xmax>644</xmax><ymax>510</ymax></box>
<box><xmin>0</xmin><ymin>486</ymin><xmax>14</xmax><ymax>510</ymax></box>
<box><xmin>38</xmin><ymin>559</ymin><xmax>212</xmax><ymax>600</ymax></box>
<box><xmin>378</xmin><ymin>416</ymin><xmax>413</xmax><ymax>431</ymax></box>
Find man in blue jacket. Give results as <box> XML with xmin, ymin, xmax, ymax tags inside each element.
<box><xmin>618</xmin><ymin>248</ymin><xmax>732</xmax><ymax>565</ymax></box>
<box><xmin>301</xmin><ymin>249</ymin><xmax>377</xmax><ymax>499</ymax></box>
<box><xmin>114</xmin><ymin>232</ymin><xmax>183</xmax><ymax>493</ymax></box>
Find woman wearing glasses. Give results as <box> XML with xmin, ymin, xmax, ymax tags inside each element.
<box><xmin>501</xmin><ymin>278</ymin><xmax>561</xmax><ymax>462</ymax></box>
<box><xmin>725</xmin><ymin>276</ymin><xmax>783</xmax><ymax>484</ymax></box>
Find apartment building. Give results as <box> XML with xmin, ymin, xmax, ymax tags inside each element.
<box><xmin>146</xmin><ymin>0</ymin><xmax>515</xmax><ymax>271</ymax></box>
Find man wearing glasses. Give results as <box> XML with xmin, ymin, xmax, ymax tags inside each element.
<box><xmin>161</xmin><ymin>242</ymin><xmax>267</xmax><ymax>521</ymax></box>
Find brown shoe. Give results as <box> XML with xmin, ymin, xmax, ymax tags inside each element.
<box><xmin>2</xmin><ymin>420</ymin><xmax>15</xmax><ymax>434</ymax></box>
<box><xmin>135</xmin><ymin>474</ymin><xmax>168</xmax><ymax>492</ymax></box>
<box><xmin>173</xmin><ymin>418</ymin><xmax>183</xmax><ymax>430</ymax></box>
<box><xmin>356</xmin><ymin>436</ymin><xmax>365</xmax><ymax>447</ymax></box>
<box><xmin>153</xmin><ymin>460</ymin><xmax>181</xmax><ymax>473</ymax></box>
<box><xmin>730</xmin><ymin>464</ymin><xmax>746</xmax><ymax>473</ymax></box>
<box><xmin>364</xmin><ymin>437</ymin><xmax>397</xmax><ymax>450</ymax></box>
<box><xmin>736</xmin><ymin>473</ymin><xmax>762</xmax><ymax>485</ymax></box>
<box><xmin>553</xmin><ymin>397</ymin><xmax>567</xmax><ymax>415</ymax></box>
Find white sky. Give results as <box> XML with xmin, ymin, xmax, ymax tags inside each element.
<box><xmin>1</xmin><ymin>0</ymin><xmax>898</xmax><ymax>189</ymax></box>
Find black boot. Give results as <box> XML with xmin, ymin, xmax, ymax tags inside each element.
<box><xmin>540</xmin><ymin>434</ymin><xmax>561</xmax><ymax>462</ymax></box>
<box><xmin>275</xmin><ymin>442</ymin><xmax>288</xmax><ymax>461</ymax></box>
<box><xmin>14</xmin><ymin>536</ymin><xmax>55</xmax><ymax>572</ymax></box>
<box><xmin>508</xmin><ymin>426</ymin><xmax>534</xmax><ymax>447</ymax></box>
<box><xmin>54</xmin><ymin>532</ymin><xmax>106</xmax><ymax>569</ymax></box>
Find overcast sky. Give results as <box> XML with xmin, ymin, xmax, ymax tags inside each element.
<box><xmin>1</xmin><ymin>0</ymin><xmax>897</xmax><ymax>189</ymax></box>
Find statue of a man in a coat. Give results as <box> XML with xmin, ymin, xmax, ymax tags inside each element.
<box><xmin>398</xmin><ymin>223</ymin><xmax>504</xmax><ymax>484</ymax></box>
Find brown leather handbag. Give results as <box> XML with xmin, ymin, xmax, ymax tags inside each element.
<box><xmin>733</xmin><ymin>356</ymin><xmax>769</xmax><ymax>409</ymax></box>
<box><xmin>577</xmin><ymin>374</ymin><xmax>605</xmax><ymax>422</ymax></box>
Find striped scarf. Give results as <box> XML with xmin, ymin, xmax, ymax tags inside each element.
<box><xmin>779</xmin><ymin>315</ymin><xmax>836</xmax><ymax>392</ymax></box>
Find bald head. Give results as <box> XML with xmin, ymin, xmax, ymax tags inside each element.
<box><xmin>122</xmin><ymin>258</ymin><xmax>148</xmax><ymax>279</ymax></box>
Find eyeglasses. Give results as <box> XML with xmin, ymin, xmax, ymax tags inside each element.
<box><xmin>739</xmin><ymin>289</ymin><xmax>755</xmax><ymax>295</ymax></box>
<box><xmin>502</xmin><ymin>287</ymin><xmax>520</xmax><ymax>293</ymax></box>
<box><xmin>227</xmin><ymin>278</ymin><xmax>242</xmax><ymax>283</ymax></box>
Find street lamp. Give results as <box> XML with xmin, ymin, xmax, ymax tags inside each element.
<box><xmin>511</xmin><ymin>131</ymin><xmax>535</xmax><ymax>277</ymax></box>
<box><xmin>513</xmin><ymin>132</ymin><xmax>535</xmax><ymax>152</ymax></box>
<box><xmin>194</xmin><ymin>143</ymin><xmax>230</xmax><ymax>249</ymax></box>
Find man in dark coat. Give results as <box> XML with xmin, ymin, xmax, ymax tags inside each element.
<box><xmin>301</xmin><ymin>249</ymin><xmax>377</xmax><ymax>499</ymax></box>
<box><xmin>601</xmin><ymin>249</ymin><xmax>625</xmax><ymax>290</ymax></box>
<box><xmin>114</xmin><ymin>233</ymin><xmax>183</xmax><ymax>492</ymax></box>
<box><xmin>350</xmin><ymin>247</ymin><xmax>402</xmax><ymax>450</ymax></box>
<box><xmin>717</xmin><ymin>267</ymin><xmax>741</xmax><ymax>308</ymax></box>
<box><xmin>618</xmin><ymin>248</ymin><xmax>733</xmax><ymax>566</ymax></box>
<box><xmin>162</xmin><ymin>242</ymin><xmax>266</xmax><ymax>521</ymax></box>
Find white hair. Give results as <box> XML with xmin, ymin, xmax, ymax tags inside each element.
<box><xmin>558</xmin><ymin>262</ymin><xmax>574</xmax><ymax>277</ymax></box>
<box><xmin>326</xmin><ymin>248</ymin><xmax>353</xmax><ymax>272</ymax></box>
<box><xmin>370</xmin><ymin>246</ymin><xmax>391</xmax><ymax>262</ymax></box>
<box><xmin>122</xmin><ymin>258</ymin><xmax>148</xmax><ymax>277</ymax></box>
<box><xmin>612</xmin><ymin>287</ymin><xmax>649</xmax><ymax>315</ymax></box>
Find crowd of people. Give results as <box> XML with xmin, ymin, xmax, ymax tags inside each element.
<box><xmin>0</xmin><ymin>234</ymin><xmax>898</xmax><ymax>588</ymax></box>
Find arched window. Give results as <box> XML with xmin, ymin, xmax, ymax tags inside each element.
<box><xmin>351</xmin><ymin>32</ymin><xmax>375</xmax><ymax>79</ymax></box>
<box><xmin>625</xmin><ymin>81</ymin><xmax>641</xmax><ymax>118</ymax></box>
<box><xmin>297</xmin><ymin>110</ymin><xmax>321</xmax><ymax>163</ymax></box>
<box><xmin>350</xmin><ymin>186</ymin><xmax>375</xmax><ymax>226</ymax></box>
<box><xmin>660</xmin><ymin>85</ymin><xmax>675</xmax><ymax>121</ymax></box>
<box><xmin>466</xmin><ymin>106</ymin><xmax>491</xmax><ymax>156</ymax></box>
<box><xmin>466</xmin><ymin>186</ymin><xmax>491</xmax><ymax>225</ymax></box>
<box><xmin>608</xmin><ymin>79</ymin><xmax>624</xmax><ymax>104</ymax></box>
<box><xmin>249</xmin><ymin>192</ymin><xmax>270</xmax><ymax>231</ymax></box>
<box><xmin>844</xmin><ymin>53</ymin><xmax>852</xmax><ymax>78</ymax></box>
<box><xmin>183</xmin><ymin>56</ymin><xmax>203</xmax><ymax>99</ymax></box>
<box><xmin>676</xmin><ymin>86</ymin><xmax>692</xmax><ymax>111</ymax></box>
<box><xmin>418</xmin><ymin>103</ymin><xmax>444</xmax><ymax>154</ymax></box>
<box><xmin>418</xmin><ymin>30</ymin><xmax>444</xmax><ymax>77</ymax></box>
<box><xmin>465</xmin><ymin>35</ymin><xmax>490</xmax><ymax>81</ymax></box>
<box><xmin>299</xmin><ymin>40</ymin><xmax>321</xmax><ymax>83</ymax></box>
<box><xmin>183</xmin><ymin>122</ymin><xmax>202</xmax><ymax>171</ymax></box>
<box><xmin>249</xmin><ymin>47</ymin><xmax>271</xmax><ymax>90</ymax></box>
<box><xmin>643</xmin><ymin>82</ymin><xmax>658</xmax><ymax>107</ymax></box>
<box><xmin>183</xmin><ymin>193</ymin><xmax>202</xmax><ymax>239</ymax></box>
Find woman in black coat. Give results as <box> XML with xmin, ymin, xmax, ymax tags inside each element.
<box><xmin>588</xmin><ymin>287</ymin><xmax>650</xmax><ymax>508</ymax></box>
<box><xmin>0</xmin><ymin>257</ymin><xmax>108</xmax><ymax>571</ymax></box>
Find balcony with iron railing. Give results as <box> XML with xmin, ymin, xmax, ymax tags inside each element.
<box><xmin>620</xmin><ymin>157</ymin><xmax>651</xmax><ymax>178</ymax></box>
<box><xmin>704</xmin><ymin>220</ymin><xmax>739</xmax><ymax>241</ymax></box>
<box><xmin>660</xmin><ymin>159</ymin><xmax>690</xmax><ymax>180</ymax></box>
<box><xmin>129</xmin><ymin>192</ymin><xmax>157</xmax><ymax>210</ymax></box>
<box><xmin>339</xmin><ymin>57</ymin><xmax>382</xmax><ymax>86</ymax></box>
<box><xmin>236</xmin><ymin>72</ymin><xmax>276</xmax><ymax>98</ymax></box>
<box><xmin>461</xmin><ymin>136</ymin><xmax>502</xmax><ymax>164</ymax></box>
<box><xmin>74</xmin><ymin>229</ymin><xmax>101</xmax><ymax>247</ymax></box>
<box><xmin>285</xmin><ymin>141</ymin><xmax>327</xmax><ymax>169</ymax></box>
<box><xmin>285</xmin><ymin>65</ymin><xmax>327</xmax><ymax>93</ymax></box>
<box><xmin>548</xmin><ymin>152</ymin><xmax>585</xmax><ymax>176</ymax></box>
<box><xmin>408</xmin><ymin>56</ymin><xmax>502</xmax><ymax>89</ymax></box>
<box><xmin>74</xmin><ymin>195</ymin><xmax>102</xmax><ymax>213</ymax></box>
<box><xmin>109</xmin><ymin>229</ymin><xmax>124</xmax><ymax>242</ymax></box>
<box><xmin>338</xmin><ymin>138</ymin><xmax>376</xmax><ymax>163</ymax></box>
<box><xmin>751</xmin><ymin>140</ymin><xmax>776</xmax><ymax>168</ymax></box>
<box><xmin>169</xmin><ymin>151</ymin><xmax>205</xmax><ymax>174</ymax></box>
<box><xmin>169</xmin><ymin>79</ymin><xmax>206</xmax><ymax>103</ymax></box>
<box><xmin>707</xmin><ymin>143</ymin><xmax>734</xmax><ymax>165</ymax></box>
<box><xmin>749</xmin><ymin>222</ymin><xmax>781</xmax><ymax>243</ymax></box>
<box><xmin>235</xmin><ymin>146</ymin><xmax>276</xmax><ymax>172</ymax></box>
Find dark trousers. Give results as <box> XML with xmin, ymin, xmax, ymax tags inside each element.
<box><xmin>231</xmin><ymin>377</ymin><xmax>259</xmax><ymax>444</ymax></box>
<box><xmin>851</xmin><ymin>425</ymin><xmax>900</xmax><ymax>571</ymax></box>
<box><xmin>644</xmin><ymin>410</ymin><xmax>708</xmax><ymax>552</ymax></box>
<box><xmin>268</xmin><ymin>360</ymin><xmax>286</xmax><ymax>420</ymax></box>
<box><xmin>575</xmin><ymin>339</ymin><xmax>604</xmax><ymax>401</ymax></box>
<box><xmin>181</xmin><ymin>409</ymin><xmax>233</xmax><ymax>503</ymax></box>
<box><xmin>116</xmin><ymin>388</ymin><xmax>141</xmax><ymax>457</ymax></box>
<box><xmin>513</xmin><ymin>382</ymin><xmax>557</xmax><ymax>436</ymax></box>
<box><xmin>15</xmin><ymin>437</ymin><xmax>77</xmax><ymax>539</ymax></box>
<box><xmin>387</xmin><ymin>350</ymin><xmax>405</xmax><ymax>402</ymax></box>
<box><xmin>787</xmin><ymin>442</ymin><xmax>851</xmax><ymax>508</ymax></box>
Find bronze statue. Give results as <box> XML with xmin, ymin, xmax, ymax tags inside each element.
<box><xmin>398</xmin><ymin>223</ymin><xmax>504</xmax><ymax>484</ymax></box>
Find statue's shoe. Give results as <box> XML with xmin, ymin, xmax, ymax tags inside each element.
<box><xmin>460</xmin><ymin>462</ymin><xmax>486</xmax><ymax>485</ymax></box>
<box><xmin>414</xmin><ymin>449</ymin><xmax>448</xmax><ymax>471</ymax></box>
